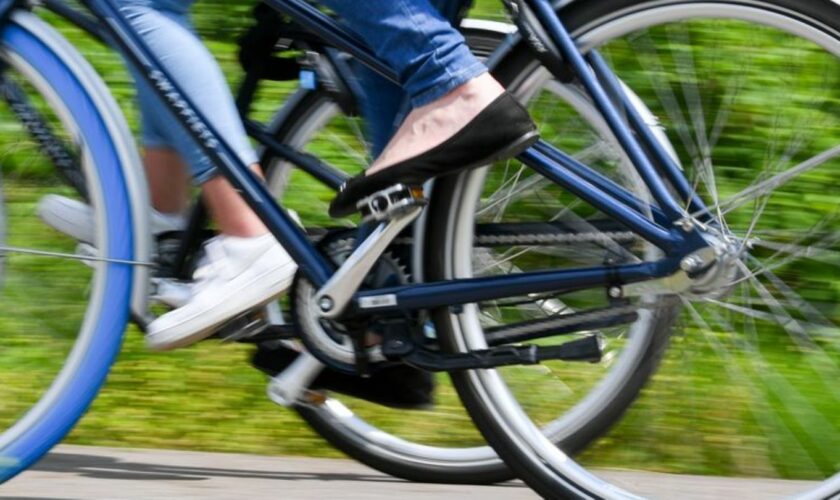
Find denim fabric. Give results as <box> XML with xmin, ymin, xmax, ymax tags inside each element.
<box><xmin>117</xmin><ymin>0</ymin><xmax>482</xmax><ymax>181</ymax></box>
<box><xmin>116</xmin><ymin>0</ymin><xmax>256</xmax><ymax>183</ymax></box>
<box><xmin>343</xmin><ymin>0</ymin><xmax>475</xmax><ymax>156</ymax></box>
<box><xmin>321</xmin><ymin>0</ymin><xmax>485</xmax><ymax>121</ymax></box>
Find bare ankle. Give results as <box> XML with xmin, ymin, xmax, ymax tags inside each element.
<box><xmin>368</xmin><ymin>73</ymin><xmax>505</xmax><ymax>174</ymax></box>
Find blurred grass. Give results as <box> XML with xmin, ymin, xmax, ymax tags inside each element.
<box><xmin>0</xmin><ymin>0</ymin><xmax>839</xmax><ymax>483</ymax></box>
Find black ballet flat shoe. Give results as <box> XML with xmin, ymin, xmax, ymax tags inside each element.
<box><xmin>329</xmin><ymin>91</ymin><xmax>539</xmax><ymax>218</ymax></box>
<box><xmin>251</xmin><ymin>344</ymin><xmax>436</xmax><ymax>410</ymax></box>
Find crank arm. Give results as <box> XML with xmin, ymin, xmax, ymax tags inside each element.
<box><xmin>267</xmin><ymin>350</ymin><xmax>326</xmax><ymax>407</ymax></box>
<box><xmin>315</xmin><ymin>185</ymin><xmax>424</xmax><ymax>318</ymax></box>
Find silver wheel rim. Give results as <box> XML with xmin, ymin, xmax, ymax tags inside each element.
<box><xmin>449</xmin><ymin>3</ymin><xmax>840</xmax><ymax>498</ymax></box>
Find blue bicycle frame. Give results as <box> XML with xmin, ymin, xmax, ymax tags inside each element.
<box><xmin>8</xmin><ymin>0</ymin><xmax>715</xmax><ymax>317</ymax></box>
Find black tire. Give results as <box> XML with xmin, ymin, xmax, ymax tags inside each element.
<box><xmin>427</xmin><ymin>0</ymin><xmax>840</xmax><ymax>497</ymax></box>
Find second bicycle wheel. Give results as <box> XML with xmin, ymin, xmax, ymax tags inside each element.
<box><xmin>429</xmin><ymin>0</ymin><xmax>840</xmax><ymax>497</ymax></box>
<box><xmin>0</xmin><ymin>11</ymin><xmax>143</xmax><ymax>484</ymax></box>
<box><xmin>257</xmin><ymin>21</ymin><xmax>675</xmax><ymax>484</ymax></box>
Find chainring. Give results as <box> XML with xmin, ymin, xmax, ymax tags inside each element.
<box><xmin>291</xmin><ymin>230</ymin><xmax>410</xmax><ymax>374</ymax></box>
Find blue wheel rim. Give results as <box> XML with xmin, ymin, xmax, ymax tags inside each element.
<box><xmin>0</xmin><ymin>20</ymin><xmax>133</xmax><ymax>483</ymax></box>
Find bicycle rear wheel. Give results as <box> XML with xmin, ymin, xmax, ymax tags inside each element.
<box><xmin>429</xmin><ymin>0</ymin><xmax>840</xmax><ymax>497</ymax></box>
<box><xmin>0</xmin><ymin>12</ymin><xmax>140</xmax><ymax>483</ymax></box>
<box><xmin>258</xmin><ymin>20</ymin><xmax>675</xmax><ymax>484</ymax></box>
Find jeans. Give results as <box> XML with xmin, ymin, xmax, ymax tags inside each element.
<box><xmin>354</xmin><ymin>1</ymin><xmax>476</xmax><ymax>156</ymax></box>
<box><xmin>322</xmin><ymin>0</ymin><xmax>483</xmax><ymax>156</ymax></box>
<box><xmin>115</xmin><ymin>0</ymin><xmax>256</xmax><ymax>183</ymax></box>
<box><xmin>117</xmin><ymin>0</ymin><xmax>482</xmax><ymax>181</ymax></box>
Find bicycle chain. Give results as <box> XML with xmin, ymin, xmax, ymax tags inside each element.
<box><xmin>394</xmin><ymin>230</ymin><xmax>637</xmax><ymax>246</ymax></box>
<box><xmin>487</xmin><ymin>294</ymin><xmax>682</xmax><ymax>340</ymax></box>
<box><xmin>474</xmin><ymin>230</ymin><xmax>637</xmax><ymax>246</ymax></box>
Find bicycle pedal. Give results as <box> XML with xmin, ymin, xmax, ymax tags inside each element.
<box><xmin>216</xmin><ymin>307</ymin><xmax>270</xmax><ymax>342</ymax></box>
<box><xmin>356</xmin><ymin>184</ymin><xmax>427</xmax><ymax>222</ymax></box>
<box><xmin>266</xmin><ymin>351</ymin><xmax>325</xmax><ymax>407</ymax></box>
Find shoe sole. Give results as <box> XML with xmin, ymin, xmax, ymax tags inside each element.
<box><xmin>456</xmin><ymin>129</ymin><xmax>541</xmax><ymax>175</ymax></box>
<box><xmin>37</xmin><ymin>195</ymin><xmax>95</xmax><ymax>243</ymax></box>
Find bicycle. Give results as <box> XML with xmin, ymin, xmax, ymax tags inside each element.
<box><xmin>2</xmin><ymin>0</ymin><xmax>840</xmax><ymax>498</ymax></box>
<box><xmin>12</xmin><ymin>3</ymin><xmax>534</xmax><ymax>483</ymax></box>
<box><xmin>2</xmin><ymin>1</ymin><xmax>673</xmax><ymax>485</ymax></box>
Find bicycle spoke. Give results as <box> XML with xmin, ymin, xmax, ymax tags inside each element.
<box><xmin>692</xmin><ymin>143</ymin><xmax>840</xmax><ymax>219</ymax></box>
<box><xmin>0</xmin><ymin>244</ymin><xmax>150</xmax><ymax>266</ymax></box>
<box><xmin>739</xmin><ymin>226</ymin><xmax>840</xmax><ymax>284</ymax></box>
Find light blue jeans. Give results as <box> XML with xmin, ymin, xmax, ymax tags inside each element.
<box><xmin>118</xmin><ymin>0</ymin><xmax>483</xmax><ymax>181</ymax></box>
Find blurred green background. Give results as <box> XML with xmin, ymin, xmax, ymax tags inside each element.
<box><xmin>1</xmin><ymin>0</ymin><xmax>839</xmax><ymax>484</ymax></box>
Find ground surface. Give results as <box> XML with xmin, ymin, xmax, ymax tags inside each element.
<box><xmin>0</xmin><ymin>445</ymin><xmax>820</xmax><ymax>499</ymax></box>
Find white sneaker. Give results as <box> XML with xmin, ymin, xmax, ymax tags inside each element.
<box><xmin>37</xmin><ymin>194</ymin><xmax>186</xmax><ymax>243</ymax></box>
<box><xmin>145</xmin><ymin>233</ymin><xmax>297</xmax><ymax>351</ymax></box>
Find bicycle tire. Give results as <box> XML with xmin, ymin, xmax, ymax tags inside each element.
<box><xmin>0</xmin><ymin>11</ymin><xmax>140</xmax><ymax>484</ymax></box>
<box><xmin>428</xmin><ymin>0</ymin><xmax>840</xmax><ymax>497</ymax></box>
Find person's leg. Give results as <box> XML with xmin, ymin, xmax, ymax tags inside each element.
<box><xmin>143</xmin><ymin>148</ymin><xmax>190</xmax><ymax>214</ymax></box>
<box><xmin>37</xmin><ymin>144</ymin><xmax>189</xmax><ymax>242</ymax></box>
<box><xmin>126</xmin><ymin>3</ymin><xmax>269</xmax><ymax>238</ymax></box>
<box><xmin>322</xmin><ymin>0</ymin><xmax>535</xmax><ymax>217</ymax></box>
<box><xmin>118</xmin><ymin>1</ymin><xmax>296</xmax><ymax>350</ymax></box>
<box><xmin>37</xmin><ymin>97</ymin><xmax>192</xmax><ymax>242</ymax></box>
<box><xmin>201</xmin><ymin>168</ymin><xmax>268</xmax><ymax>238</ymax></box>
<box><xmin>353</xmin><ymin>0</ymin><xmax>473</xmax><ymax>158</ymax></box>
<box><xmin>321</xmin><ymin>0</ymin><xmax>488</xmax><ymax>107</ymax></box>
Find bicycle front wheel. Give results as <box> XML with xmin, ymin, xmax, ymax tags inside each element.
<box><xmin>0</xmin><ymin>12</ymin><xmax>140</xmax><ymax>483</ymax></box>
<box><xmin>429</xmin><ymin>0</ymin><xmax>840</xmax><ymax>497</ymax></box>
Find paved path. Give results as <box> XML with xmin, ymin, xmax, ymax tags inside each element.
<box><xmin>0</xmin><ymin>445</ymin><xmax>819</xmax><ymax>499</ymax></box>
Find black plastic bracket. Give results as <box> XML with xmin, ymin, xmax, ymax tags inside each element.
<box><xmin>380</xmin><ymin>319</ymin><xmax>603</xmax><ymax>372</ymax></box>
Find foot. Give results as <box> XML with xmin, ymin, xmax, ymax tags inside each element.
<box><xmin>251</xmin><ymin>343</ymin><xmax>435</xmax><ymax>410</ymax></box>
<box><xmin>329</xmin><ymin>76</ymin><xmax>538</xmax><ymax>218</ymax></box>
<box><xmin>368</xmin><ymin>73</ymin><xmax>506</xmax><ymax>175</ymax></box>
<box><xmin>146</xmin><ymin>233</ymin><xmax>297</xmax><ymax>351</ymax></box>
<box><xmin>38</xmin><ymin>194</ymin><xmax>186</xmax><ymax>243</ymax></box>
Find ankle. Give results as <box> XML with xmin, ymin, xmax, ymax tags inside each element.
<box><xmin>444</xmin><ymin>72</ymin><xmax>504</xmax><ymax>105</ymax></box>
<box><xmin>368</xmin><ymin>74</ymin><xmax>505</xmax><ymax>174</ymax></box>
